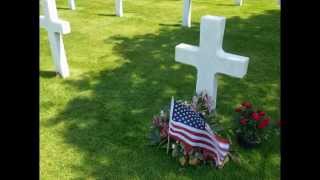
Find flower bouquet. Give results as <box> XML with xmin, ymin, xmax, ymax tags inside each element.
<box><xmin>234</xmin><ymin>101</ymin><xmax>275</xmax><ymax>148</ymax></box>
<box><xmin>148</xmin><ymin>91</ymin><xmax>231</xmax><ymax>168</ymax></box>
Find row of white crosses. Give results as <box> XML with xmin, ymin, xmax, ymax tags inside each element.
<box><xmin>182</xmin><ymin>0</ymin><xmax>280</xmax><ymax>28</ymax></box>
<box><xmin>40</xmin><ymin>0</ymin><xmax>71</xmax><ymax>78</ymax></box>
<box><xmin>41</xmin><ymin>2</ymin><xmax>250</xmax><ymax>109</ymax></box>
<box><xmin>175</xmin><ymin>15</ymin><xmax>249</xmax><ymax>110</ymax></box>
<box><xmin>67</xmin><ymin>0</ymin><xmax>123</xmax><ymax>17</ymax></box>
<box><xmin>69</xmin><ymin>0</ymin><xmax>279</xmax><ymax>20</ymax></box>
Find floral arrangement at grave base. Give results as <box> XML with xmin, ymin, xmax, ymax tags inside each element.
<box><xmin>234</xmin><ymin>101</ymin><xmax>279</xmax><ymax>148</ymax></box>
<box><xmin>148</xmin><ymin>91</ymin><xmax>234</xmax><ymax>169</ymax></box>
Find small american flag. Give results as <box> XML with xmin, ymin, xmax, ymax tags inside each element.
<box><xmin>168</xmin><ymin>97</ymin><xmax>230</xmax><ymax>166</ymax></box>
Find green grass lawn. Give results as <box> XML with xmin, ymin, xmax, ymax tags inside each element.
<box><xmin>40</xmin><ymin>0</ymin><xmax>280</xmax><ymax>179</ymax></box>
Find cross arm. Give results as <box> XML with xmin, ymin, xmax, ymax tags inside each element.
<box><xmin>175</xmin><ymin>43</ymin><xmax>199</xmax><ymax>67</ymax></box>
<box><xmin>217</xmin><ymin>50</ymin><xmax>249</xmax><ymax>78</ymax></box>
<box><xmin>40</xmin><ymin>16</ymin><xmax>71</xmax><ymax>34</ymax></box>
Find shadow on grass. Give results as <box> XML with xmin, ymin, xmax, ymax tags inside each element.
<box><xmin>57</xmin><ymin>7</ymin><xmax>70</xmax><ymax>10</ymax></box>
<box><xmin>215</xmin><ymin>4</ymin><xmax>238</xmax><ymax>7</ymax></box>
<box><xmin>45</xmin><ymin>9</ymin><xmax>280</xmax><ymax>179</ymax></box>
<box><xmin>96</xmin><ymin>13</ymin><xmax>117</xmax><ymax>17</ymax></box>
<box><xmin>40</xmin><ymin>70</ymin><xmax>58</xmax><ymax>79</ymax></box>
<box><xmin>158</xmin><ymin>23</ymin><xmax>181</xmax><ymax>27</ymax></box>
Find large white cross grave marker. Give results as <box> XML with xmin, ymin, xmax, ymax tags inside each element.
<box><xmin>182</xmin><ymin>0</ymin><xmax>192</xmax><ymax>27</ymax></box>
<box><xmin>115</xmin><ymin>0</ymin><xmax>123</xmax><ymax>17</ymax></box>
<box><xmin>175</xmin><ymin>15</ymin><xmax>249</xmax><ymax>110</ymax></box>
<box><xmin>68</xmin><ymin>0</ymin><xmax>76</xmax><ymax>10</ymax></box>
<box><xmin>40</xmin><ymin>0</ymin><xmax>71</xmax><ymax>78</ymax></box>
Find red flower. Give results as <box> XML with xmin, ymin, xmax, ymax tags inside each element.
<box><xmin>240</xmin><ymin>118</ymin><xmax>247</xmax><ymax>125</ymax></box>
<box><xmin>241</xmin><ymin>101</ymin><xmax>252</xmax><ymax>108</ymax></box>
<box><xmin>235</xmin><ymin>107</ymin><xmax>242</xmax><ymax>112</ymax></box>
<box><xmin>258</xmin><ymin>118</ymin><xmax>270</xmax><ymax>129</ymax></box>
<box><xmin>251</xmin><ymin>112</ymin><xmax>260</xmax><ymax>121</ymax></box>
<box><xmin>160</xmin><ymin>122</ymin><xmax>169</xmax><ymax>137</ymax></box>
<box><xmin>258</xmin><ymin>111</ymin><xmax>266</xmax><ymax>116</ymax></box>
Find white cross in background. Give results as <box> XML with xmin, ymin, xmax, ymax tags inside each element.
<box><xmin>175</xmin><ymin>15</ymin><xmax>249</xmax><ymax>110</ymax></box>
<box><xmin>40</xmin><ymin>0</ymin><xmax>71</xmax><ymax>78</ymax></box>
<box><xmin>68</xmin><ymin>0</ymin><xmax>76</xmax><ymax>10</ymax></box>
<box><xmin>235</xmin><ymin>0</ymin><xmax>243</xmax><ymax>6</ymax></box>
<box><xmin>67</xmin><ymin>0</ymin><xmax>123</xmax><ymax>16</ymax></box>
<box><xmin>182</xmin><ymin>0</ymin><xmax>192</xmax><ymax>27</ymax></box>
<box><xmin>115</xmin><ymin>0</ymin><xmax>123</xmax><ymax>17</ymax></box>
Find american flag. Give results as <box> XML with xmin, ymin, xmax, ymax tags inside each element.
<box><xmin>168</xmin><ymin>97</ymin><xmax>230</xmax><ymax>166</ymax></box>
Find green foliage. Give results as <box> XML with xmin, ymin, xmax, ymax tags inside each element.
<box><xmin>149</xmin><ymin>127</ymin><xmax>161</xmax><ymax>145</ymax></box>
<box><xmin>234</xmin><ymin>102</ymin><xmax>279</xmax><ymax>146</ymax></box>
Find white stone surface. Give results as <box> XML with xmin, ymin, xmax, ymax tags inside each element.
<box><xmin>68</xmin><ymin>0</ymin><xmax>76</xmax><ymax>10</ymax></box>
<box><xmin>235</xmin><ymin>0</ymin><xmax>243</xmax><ymax>6</ymax></box>
<box><xmin>115</xmin><ymin>0</ymin><xmax>123</xmax><ymax>17</ymax></box>
<box><xmin>182</xmin><ymin>0</ymin><xmax>192</xmax><ymax>27</ymax></box>
<box><xmin>175</xmin><ymin>15</ymin><xmax>249</xmax><ymax>110</ymax></box>
<box><xmin>40</xmin><ymin>0</ymin><xmax>71</xmax><ymax>78</ymax></box>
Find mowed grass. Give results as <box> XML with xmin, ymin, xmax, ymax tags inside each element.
<box><xmin>40</xmin><ymin>0</ymin><xmax>280</xmax><ymax>179</ymax></box>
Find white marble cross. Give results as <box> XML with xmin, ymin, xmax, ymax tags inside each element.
<box><xmin>40</xmin><ymin>0</ymin><xmax>71</xmax><ymax>78</ymax></box>
<box><xmin>175</xmin><ymin>15</ymin><xmax>249</xmax><ymax>110</ymax></box>
<box><xmin>68</xmin><ymin>0</ymin><xmax>76</xmax><ymax>10</ymax></box>
<box><xmin>115</xmin><ymin>0</ymin><xmax>123</xmax><ymax>17</ymax></box>
<box><xmin>235</xmin><ymin>0</ymin><xmax>243</xmax><ymax>6</ymax></box>
<box><xmin>182</xmin><ymin>0</ymin><xmax>192</xmax><ymax>27</ymax></box>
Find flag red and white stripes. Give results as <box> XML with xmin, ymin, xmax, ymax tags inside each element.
<box><xmin>168</xmin><ymin>97</ymin><xmax>230</xmax><ymax>166</ymax></box>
